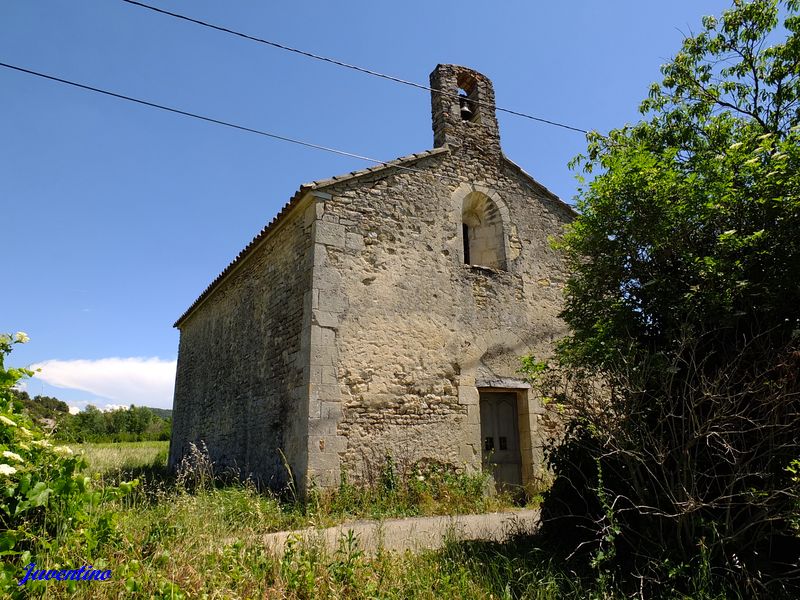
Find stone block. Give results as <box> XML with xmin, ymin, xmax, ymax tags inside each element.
<box><xmin>308</xmin><ymin>434</ymin><xmax>347</xmax><ymax>456</ymax></box>
<box><xmin>310</xmin><ymin>325</ymin><xmax>336</xmax><ymax>347</ymax></box>
<box><xmin>313</xmin><ymin>244</ymin><xmax>328</xmax><ymax>268</ymax></box>
<box><xmin>312</xmin><ymin>310</ymin><xmax>340</xmax><ymax>329</ymax></box>
<box><xmin>310</xmin><ymin>365</ymin><xmax>338</xmax><ymax>386</ymax></box>
<box><xmin>307</xmin><ymin>468</ymin><xmax>339</xmax><ymax>489</ymax></box>
<box><xmin>465</xmin><ymin>402</ymin><xmax>481</xmax><ymax>425</ymax></box>
<box><xmin>309</xmin><ymin>344</ymin><xmax>337</xmax><ymax>367</ymax></box>
<box><xmin>321</xmin><ymin>401</ymin><xmax>343</xmax><ymax>420</ymax></box>
<box><xmin>308</xmin><ymin>396</ymin><xmax>321</xmax><ymax>419</ymax></box>
<box><xmin>309</xmin><ymin>383</ymin><xmax>341</xmax><ymax>403</ymax></box>
<box><xmin>318</xmin><ymin>292</ymin><xmax>348</xmax><ymax>314</ymax></box>
<box><xmin>459</xmin><ymin>442</ymin><xmax>479</xmax><ymax>464</ymax></box>
<box><xmin>304</xmin><ymin>203</ymin><xmax>317</xmax><ymax>227</ymax></box>
<box><xmin>459</xmin><ymin>385</ymin><xmax>479</xmax><ymax>406</ymax></box>
<box><xmin>308</xmin><ymin>418</ymin><xmax>338</xmax><ymax>437</ymax></box>
<box><xmin>315</xmin><ymin>221</ymin><xmax>346</xmax><ymax>248</ymax></box>
<box><xmin>313</xmin><ymin>268</ymin><xmax>341</xmax><ymax>291</ymax></box>
<box><xmin>345</xmin><ymin>232</ymin><xmax>365</xmax><ymax>251</ymax></box>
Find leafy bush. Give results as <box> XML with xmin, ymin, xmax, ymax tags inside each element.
<box><xmin>0</xmin><ymin>332</ymin><xmax>136</xmax><ymax>595</ymax></box>
<box><xmin>530</xmin><ymin>1</ymin><xmax>800</xmax><ymax>596</ymax></box>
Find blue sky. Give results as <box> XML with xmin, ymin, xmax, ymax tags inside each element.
<box><xmin>1</xmin><ymin>0</ymin><xmax>732</xmax><ymax>410</ymax></box>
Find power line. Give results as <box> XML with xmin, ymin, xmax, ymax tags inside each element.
<box><xmin>0</xmin><ymin>61</ymin><xmax>449</xmax><ymax>180</ymax></box>
<box><xmin>119</xmin><ymin>0</ymin><xmax>589</xmax><ymax>135</ymax></box>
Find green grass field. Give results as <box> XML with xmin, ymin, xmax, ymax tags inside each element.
<box><xmin>77</xmin><ymin>440</ymin><xmax>169</xmax><ymax>475</ymax></box>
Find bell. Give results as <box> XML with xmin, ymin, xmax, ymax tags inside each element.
<box><xmin>459</xmin><ymin>95</ymin><xmax>474</xmax><ymax>121</ymax></box>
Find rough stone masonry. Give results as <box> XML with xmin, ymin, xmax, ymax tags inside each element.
<box><xmin>169</xmin><ymin>64</ymin><xmax>574</xmax><ymax>495</ymax></box>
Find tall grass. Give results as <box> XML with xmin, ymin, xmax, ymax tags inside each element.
<box><xmin>13</xmin><ymin>441</ymin><xmax>741</xmax><ymax>598</ymax></box>
<box><xmin>11</xmin><ymin>442</ymin><xmax>543</xmax><ymax>598</ymax></box>
<box><xmin>78</xmin><ymin>440</ymin><xmax>168</xmax><ymax>475</ymax></box>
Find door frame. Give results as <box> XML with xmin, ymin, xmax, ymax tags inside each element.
<box><xmin>476</xmin><ymin>386</ymin><xmax>534</xmax><ymax>490</ymax></box>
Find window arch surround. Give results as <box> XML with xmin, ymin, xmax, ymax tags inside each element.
<box><xmin>452</xmin><ymin>183</ymin><xmax>510</xmax><ymax>270</ymax></box>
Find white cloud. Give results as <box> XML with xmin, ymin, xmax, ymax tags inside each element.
<box><xmin>32</xmin><ymin>357</ymin><xmax>176</xmax><ymax>409</ymax></box>
<box><xmin>68</xmin><ymin>405</ymin><xmax>80</xmax><ymax>415</ymax></box>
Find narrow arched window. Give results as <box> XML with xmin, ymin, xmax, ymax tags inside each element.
<box><xmin>462</xmin><ymin>192</ymin><xmax>506</xmax><ymax>270</ymax></box>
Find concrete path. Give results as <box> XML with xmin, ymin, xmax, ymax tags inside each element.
<box><xmin>261</xmin><ymin>509</ymin><xmax>540</xmax><ymax>555</ymax></box>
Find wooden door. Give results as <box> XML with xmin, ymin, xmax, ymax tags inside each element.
<box><xmin>479</xmin><ymin>391</ymin><xmax>522</xmax><ymax>490</ymax></box>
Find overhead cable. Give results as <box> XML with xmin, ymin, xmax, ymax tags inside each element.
<box><xmin>0</xmin><ymin>61</ymin><xmax>460</xmax><ymax>182</ymax></box>
<box><xmin>119</xmin><ymin>0</ymin><xmax>589</xmax><ymax>135</ymax></box>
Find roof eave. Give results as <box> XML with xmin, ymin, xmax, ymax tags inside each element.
<box><xmin>173</xmin><ymin>146</ymin><xmax>451</xmax><ymax>329</ymax></box>
<box><xmin>501</xmin><ymin>154</ymin><xmax>577</xmax><ymax>216</ymax></box>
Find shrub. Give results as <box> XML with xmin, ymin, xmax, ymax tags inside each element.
<box><xmin>0</xmin><ymin>332</ymin><xmax>136</xmax><ymax>595</ymax></box>
<box><xmin>530</xmin><ymin>1</ymin><xmax>800</xmax><ymax>595</ymax></box>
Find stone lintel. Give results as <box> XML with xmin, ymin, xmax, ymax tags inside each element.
<box><xmin>475</xmin><ymin>378</ymin><xmax>531</xmax><ymax>390</ymax></box>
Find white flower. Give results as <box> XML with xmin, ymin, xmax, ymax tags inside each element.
<box><xmin>0</xmin><ymin>464</ymin><xmax>17</xmax><ymax>477</ymax></box>
<box><xmin>13</xmin><ymin>332</ymin><xmax>30</xmax><ymax>344</ymax></box>
<box><xmin>2</xmin><ymin>451</ymin><xmax>23</xmax><ymax>463</ymax></box>
<box><xmin>0</xmin><ymin>416</ymin><xmax>17</xmax><ymax>427</ymax></box>
<box><xmin>53</xmin><ymin>446</ymin><xmax>74</xmax><ymax>456</ymax></box>
<box><xmin>18</xmin><ymin>443</ymin><xmax>30</xmax><ymax>451</ymax></box>
<box><xmin>19</xmin><ymin>427</ymin><xmax>32</xmax><ymax>438</ymax></box>
<box><xmin>416</xmin><ymin>475</ymin><xmax>425</xmax><ymax>481</ymax></box>
<box><xmin>32</xmin><ymin>439</ymin><xmax>51</xmax><ymax>448</ymax></box>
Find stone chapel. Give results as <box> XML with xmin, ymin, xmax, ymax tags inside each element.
<box><xmin>169</xmin><ymin>64</ymin><xmax>574</xmax><ymax>494</ymax></box>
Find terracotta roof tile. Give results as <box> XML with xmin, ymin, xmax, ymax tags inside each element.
<box><xmin>174</xmin><ymin>147</ymin><xmax>449</xmax><ymax>327</ymax></box>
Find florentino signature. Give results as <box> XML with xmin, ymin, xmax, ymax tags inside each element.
<box><xmin>18</xmin><ymin>562</ymin><xmax>112</xmax><ymax>585</ymax></box>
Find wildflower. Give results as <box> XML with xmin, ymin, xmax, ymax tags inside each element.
<box><xmin>0</xmin><ymin>416</ymin><xmax>17</xmax><ymax>427</ymax></box>
<box><xmin>32</xmin><ymin>439</ymin><xmax>51</xmax><ymax>448</ymax></box>
<box><xmin>13</xmin><ymin>332</ymin><xmax>30</xmax><ymax>344</ymax></box>
<box><xmin>53</xmin><ymin>446</ymin><xmax>74</xmax><ymax>456</ymax></box>
<box><xmin>18</xmin><ymin>443</ymin><xmax>30</xmax><ymax>451</ymax></box>
<box><xmin>0</xmin><ymin>464</ymin><xmax>17</xmax><ymax>477</ymax></box>
<box><xmin>2</xmin><ymin>451</ymin><xmax>23</xmax><ymax>463</ymax></box>
<box><xmin>19</xmin><ymin>427</ymin><xmax>32</xmax><ymax>438</ymax></box>
<box><xmin>416</xmin><ymin>475</ymin><xmax>425</xmax><ymax>482</ymax></box>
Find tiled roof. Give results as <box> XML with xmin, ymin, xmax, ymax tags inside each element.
<box><xmin>173</xmin><ymin>147</ymin><xmax>449</xmax><ymax>327</ymax></box>
<box><xmin>501</xmin><ymin>154</ymin><xmax>577</xmax><ymax>215</ymax></box>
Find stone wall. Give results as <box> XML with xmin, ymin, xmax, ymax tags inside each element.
<box><xmin>304</xmin><ymin>68</ymin><xmax>574</xmax><ymax>486</ymax></box>
<box><xmin>169</xmin><ymin>195</ymin><xmax>314</xmax><ymax>489</ymax></box>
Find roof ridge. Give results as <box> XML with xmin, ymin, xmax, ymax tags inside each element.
<box><xmin>174</xmin><ymin>147</ymin><xmax>450</xmax><ymax>327</ymax></box>
<box><xmin>304</xmin><ymin>146</ymin><xmax>448</xmax><ymax>189</ymax></box>
<box><xmin>501</xmin><ymin>154</ymin><xmax>576</xmax><ymax>214</ymax></box>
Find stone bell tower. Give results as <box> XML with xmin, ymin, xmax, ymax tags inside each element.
<box><xmin>430</xmin><ymin>64</ymin><xmax>501</xmax><ymax>155</ymax></box>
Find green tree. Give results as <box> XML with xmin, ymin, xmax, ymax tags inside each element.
<box><xmin>562</xmin><ymin>0</ymin><xmax>800</xmax><ymax>371</ymax></box>
<box><xmin>534</xmin><ymin>1</ymin><xmax>800</xmax><ymax>596</ymax></box>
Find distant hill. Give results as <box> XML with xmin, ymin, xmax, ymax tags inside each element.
<box><xmin>11</xmin><ymin>390</ymin><xmax>68</xmax><ymax>422</ymax></box>
<box><xmin>146</xmin><ymin>407</ymin><xmax>172</xmax><ymax>420</ymax></box>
